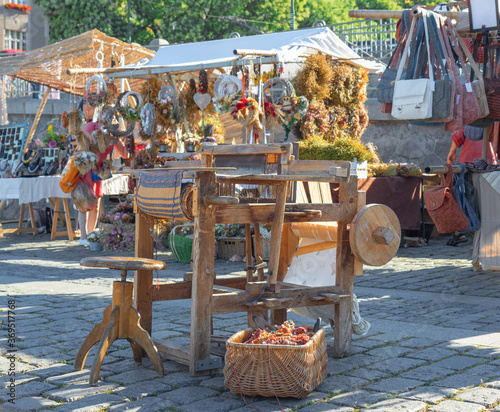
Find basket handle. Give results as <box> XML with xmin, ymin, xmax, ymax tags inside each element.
<box><xmin>172</xmin><ymin>223</ymin><xmax>194</xmax><ymax>236</ymax></box>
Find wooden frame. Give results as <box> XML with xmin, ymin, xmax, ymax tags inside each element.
<box><xmin>134</xmin><ymin>144</ymin><xmax>363</xmax><ymax>375</ymax></box>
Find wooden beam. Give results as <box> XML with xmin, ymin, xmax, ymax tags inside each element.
<box><xmin>23</xmin><ymin>87</ymin><xmax>51</xmax><ymax>156</ymax></box>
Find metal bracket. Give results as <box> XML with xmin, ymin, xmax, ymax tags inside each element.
<box><xmin>195</xmin><ymin>357</ymin><xmax>223</xmax><ymax>371</ymax></box>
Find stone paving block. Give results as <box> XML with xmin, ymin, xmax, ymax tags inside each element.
<box><xmin>290</xmin><ymin>403</ymin><xmax>354</xmax><ymax>411</ymax></box>
<box><xmin>360</xmin><ymin>397</ymin><xmax>427</xmax><ymax>411</ymax></box>
<box><xmin>456</xmin><ymin>387</ymin><xmax>500</xmax><ymax>407</ymax></box>
<box><xmin>23</xmin><ymin>356</ymin><xmax>72</xmax><ymax>368</ymax></box>
<box><xmin>259</xmin><ymin>391</ymin><xmax>327</xmax><ymax>410</ymax></box>
<box><xmin>176</xmin><ymin>395</ymin><xmax>243</xmax><ymax>412</ymax></box>
<box><xmin>161</xmin><ymin>360</ymin><xmax>189</xmax><ymax>374</ymax></box>
<box><xmin>316</xmin><ymin>375</ymin><xmax>369</xmax><ymax>394</ymax></box>
<box><xmin>0</xmin><ymin>381</ymin><xmax>56</xmax><ymax>403</ymax></box>
<box><xmin>326</xmin><ymin>359</ymin><xmax>362</xmax><ymax>375</ymax></box>
<box><xmin>113</xmin><ymin>380</ymin><xmax>171</xmax><ymax>401</ymax></box>
<box><xmin>229</xmin><ymin>400</ymin><xmax>292</xmax><ymax>412</ymax></box>
<box><xmin>398</xmin><ymin>385</ymin><xmax>456</xmax><ymax>404</ymax></box>
<box><xmin>156</xmin><ymin>371</ymin><xmax>208</xmax><ymax>388</ymax></box>
<box><xmin>45</xmin><ymin>369</ymin><xmax>113</xmax><ymax>386</ymax></box>
<box><xmin>406</xmin><ymin>347</ymin><xmax>458</xmax><ymax>362</ymax></box>
<box><xmin>158</xmin><ymin>386</ymin><xmax>219</xmax><ymax>405</ymax></box>
<box><xmin>365</xmin><ymin>345</ymin><xmax>414</xmax><ymax>359</ymax></box>
<box><xmin>342</xmin><ymin>366</ymin><xmax>389</xmax><ymax>381</ymax></box>
<box><xmin>16</xmin><ymin>337</ymin><xmax>58</xmax><ymax>350</ymax></box>
<box><xmin>108</xmin><ymin>397</ymin><xmax>174</xmax><ymax>411</ymax></box>
<box><xmin>0</xmin><ymin>374</ymin><xmax>39</xmax><ymax>388</ymax></box>
<box><xmin>328</xmin><ymin>389</ymin><xmax>389</xmax><ymax>408</ymax></box>
<box><xmin>399</xmin><ymin>337</ymin><xmax>443</xmax><ymax>349</ymax></box>
<box><xmin>365</xmin><ymin>377</ymin><xmax>424</xmax><ymax>394</ymax></box>
<box><xmin>365</xmin><ymin>357</ymin><xmax>424</xmax><ymax>375</ymax></box>
<box><xmin>399</xmin><ymin>365</ymin><xmax>455</xmax><ymax>382</ymax></box>
<box><xmin>433</xmin><ymin>372</ymin><xmax>485</xmax><ymax>390</ymax></box>
<box><xmin>426</xmin><ymin>399</ymin><xmax>486</xmax><ymax>412</ymax></box>
<box><xmin>432</xmin><ymin>356</ymin><xmax>484</xmax><ymax>371</ymax></box>
<box><xmin>327</xmin><ymin>354</ymin><xmax>381</xmax><ymax>370</ymax></box>
<box><xmin>104</xmin><ymin>368</ymin><xmax>159</xmax><ymax>386</ymax></box>
<box><xmin>0</xmin><ymin>395</ymin><xmax>59</xmax><ymax>411</ymax></box>
<box><xmin>463</xmin><ymin>364</ymin><xmax>500</xmax><ymax>379</ymax></box>
<box><xmin>199</xmin><ymin>376</ymin><xmax>227</xmax><ymax>390</ymax></box>
<box><xmin>52</xmin><ymin>393</ymin><xmax>126</xmax><ymax>412</ymax></box>
<box><xmin>26</xmin><ymin>363</ymin><xmax>74</xmax><ymax>379</ymax></box>
<box><xmin>44</xmin><ymin>382</ymin><xmax>119</xmax><ymax>403</ymax></box>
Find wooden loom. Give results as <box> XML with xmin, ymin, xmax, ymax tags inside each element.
<box><xmin>133</xmin><ymin>143</ymin><xmax>401</xmax><ymax>376</ymax></box>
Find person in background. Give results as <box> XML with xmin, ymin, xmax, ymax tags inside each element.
<box><xmin>78</xmin><ymin>101</ymin><xmax>128</xmax><ymax>246</ymax></box>
<box><xmin>445</xmin><ymin>125</ymin><xmax>498</xmax><ymax>246</ymax></box>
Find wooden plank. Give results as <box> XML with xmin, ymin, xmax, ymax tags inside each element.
<box><xmin>253</xmin><ymin>224</ymin><xmax>265</xmax><ymax>281</ymax></box>
<box><xmin>62</xmin><ymin>198</ymin><xmax>74</xmax><ymax>241</ymax></box>
<box><xmin>320</xmin><ymin>182</ymin><xmax>333</xmax><ymax>204</ymax></box>
<box><xmin>354</xmin><ymin>191</ymin><xmax>366</xmax><ymax>277</ymax></box>
<box><xmin>295</xmin><ymin>181</ymin><xmax>309</xmax><ymax>203</ymax></box>
<box><xmin>245</xmin><ymin>224</ymin><xmax>253</xmax><ymax>281</ymax></box>
<box><xmin>154</xmin><ymin>339</ymin><xmax>190</xmax><ymax>366</ymax></box>
<box><xmin>190</xmin><ymin>171</ymin><xmax>217</xmax><ymax>376</ymax></box>
<box><xmin>308</xmin><ymin>182</ymin><xmax>323</xmax><ymax>203</ymax></box>
<box><xmin>218</xmin><ymin>174</ymin><xmax>349</xmax><ymax>184</ymax></box>
<box><xmin>288</xmin><ymin>159</ymin><xmax>351</xmax><ymax>177</ymax></box>
<box><xmin>334</xmin><ymin>175</ymin><xmax>358</xmax><ymax>358</ymax></box>
<box><xmin>215</xmin><ymin>203</ymin><xmax>346</xmax><ymax>224</ymax></box>
<box><xmin>23</xmin><ymin>87</ymin><xmax>51</xmax><ymax>156</ymax></box>
<box><xmin>201</xmin><ymin>143</ymin><xmax>291</xmax><ymax>156</ymax></box>
<box><xmin>134</xmin><ymin>213</ymin><xmax>155</xmax><ymax>336</ymax></box>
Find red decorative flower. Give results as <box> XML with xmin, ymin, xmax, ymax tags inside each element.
<box><xmin>4</xmin><ymin>3</ymin><xmax>31</xmax><ymax>13</ymax></box>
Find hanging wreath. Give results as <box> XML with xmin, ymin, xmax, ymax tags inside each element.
<box><xmin>140</xmin><ymin>102</ymin><xmax>156</xmax><ymax>137</ymax></box>
<box><xmin>213</xmin><ymin>74</ymin><xmax>242</xmax><ymax>114</ymax></box>
<box><xmin>293</xmin><ymin>54</ymin><xmax>334</xmax><ymax>103</ymax></box>
<box><xmin>230</xmin><ymin>97</ymin><xmax>263</xmax><ymax>135</ymax></box>
<box><xmin>281</xmin><ymin>96</ymin><xmax>309</xmax><ymax>139</ymax></box>
<box><xmin>262</xmin><ymin>77</ymin><xmax>295</xmax><ymax>105</ymax></box>
<box><xmin>156</xmin><ymin>85</ymin><xmax>177</xmax><ymax>130</ymax></box>
<box><xmin>104</xmin><ymin>106</ymin><xmax>135</xmax><ymax>137</ymax></box>
<box><xmin>85</xmin><ymin>75</ymin><xmax>108</xmax><ymax>107</ymax></box>
<box><xmin>263</xmin><ymin>102</ymin><xmax>285</xmax><ymax>129</ymax></box>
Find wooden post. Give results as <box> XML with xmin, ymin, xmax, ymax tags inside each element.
<box><xmin>134</xmin><ymin>212</ymin><xmax>155</xmax><ymax>335</ymax></box>
<box><xmin>334</xmin><ymin>175</ymin><xmax>358</xmax><ymax>357</ymax></box>
<box><xmin>23</xmin><ymin>87</ymin><xmax>51</xmax><ymax>156</ymax></box>
<box><xmin>190</xmin><ymin>170</ymin><xmax>217</xmax><ymax>376</ymax></box>
<box><xmin>267</xmin><ymin>182</ymin><xmax>288</xmax><ymax>288</ymax></box>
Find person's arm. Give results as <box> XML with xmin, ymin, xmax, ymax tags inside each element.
<box><xmin>112</xmin><ymin>136</ymin><xmax>129</xmax><ymax>159</ymax></box>
<box><xmin>447</xmin><ymin>140</ymin><xmax>458</xmax><ymax>164</ymax></box>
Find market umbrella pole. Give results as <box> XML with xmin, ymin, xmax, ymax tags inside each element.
<box><xmin>23</xmin><ymin>87</ymin><xmax>51</xmax><ymax>156</ymax></box>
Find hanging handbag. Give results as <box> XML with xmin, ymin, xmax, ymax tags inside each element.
<box><xmin>392</xmin><ymin>15</ymin><xmax>434</xmax><ymax>120</ymax></box>
<box><xmin>453</xmin><ymin>163</ymin><xmax>480</xmax><ymax>232</ymax></box>
<box><xmin>410</xmin><ymin>11</ymin><xmax>454</xmax><ymax>125</ymax></box>
<box><xmin>423</xmin><ymin>163</ymin><xmax>469</xmax><ymax>234</ymax></box>
<box><xmin>441</xmin><ymin>19</ymin><xmax>482</xmax><ymax>131</ymax></box>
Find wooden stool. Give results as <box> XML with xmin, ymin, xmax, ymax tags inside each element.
<box><xmin>75</xmin><ymin>256</ymin><xmax>167</xmax><ymax>386</ymax></box>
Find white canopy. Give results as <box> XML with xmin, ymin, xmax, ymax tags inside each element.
<box><xmin>106</xmin><ymin>27</ymin><xmax>385</xmax><ymax>79</ymax></box>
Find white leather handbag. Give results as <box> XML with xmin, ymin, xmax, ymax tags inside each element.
<box><xmin>391</xmin><ymin>13</ymin><xmax>434</xmax><ymax>120</ymax></box>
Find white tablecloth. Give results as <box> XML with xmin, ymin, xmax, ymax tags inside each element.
<box><xmin>0</xmin><ymin>175</ymin><xmax>130</xmax><ymax>204</ymax></box>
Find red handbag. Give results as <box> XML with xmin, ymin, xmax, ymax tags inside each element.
<box><xmin>423</xmin><ymin>163</ymin><xmax>469</xmax><ymax>234</ymax></box>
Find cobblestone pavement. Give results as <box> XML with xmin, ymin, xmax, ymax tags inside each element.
<box><xmin>1</xmin><ymin>229</ymin><xmax>500</xmax><ymax>412</ymax></box>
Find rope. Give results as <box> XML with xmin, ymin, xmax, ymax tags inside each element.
<box><xmin>351</xmin><ymin>293</ymin><xmax>371</xmax><ymax>335</ymax></box>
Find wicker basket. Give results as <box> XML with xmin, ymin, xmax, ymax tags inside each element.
<box><xmin>253</xmin><ymin>235</ymin><xmax>271</xmax><ymax>261</ymax></box>
<box><xmin>216</xmin><ymin>237</ymin><xmax>246</xmax><ymax>260</ymax></box>
<box><xmin>224</xmin><ymin>327</ymin><xmax>327</xmax><ymax>398</ymax></box>
<box><xmin>168</xmin><ymin>225</ymin><xmax>193</xmax><ymax>264</ymax></box>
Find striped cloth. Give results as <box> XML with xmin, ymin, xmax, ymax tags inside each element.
<box><xmin>136</xmin><ymin>171</ymin><xmax>186</xmax><ymax>221</ymax></box>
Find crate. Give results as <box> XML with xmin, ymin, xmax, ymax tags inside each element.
<box><xmin>252</xmin><ymin>235</ymin><xmax>271</xmax><ymax>261</ymax></box>
<box><xmin>224</xmin><ymin>327</ymin><xmax>327</xmax><ymax>398</ymax></box>
<box><xmin>216</xmin><ymin>237</ymin><xmax>246</xmax><ymax>260</ymax></box>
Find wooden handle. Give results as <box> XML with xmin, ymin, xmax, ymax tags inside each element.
<box><xmin>371</xmin><ymin>226</ymin><xmax>395</xmax><ymax>246</ymax></box>
<box><xmin>203</xmin><ymin>196</ymin><xmax>239</xmax><ymax>206</ymax></box>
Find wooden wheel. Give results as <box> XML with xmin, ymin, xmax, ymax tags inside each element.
<box><xmin>349</xmin><ymin>204</ymin><xmax>401</xmax><ymax>266</ymax></box>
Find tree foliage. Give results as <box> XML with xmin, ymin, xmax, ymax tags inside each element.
<box><xmin>34</xmin><ymin>0</ymin><xmax>366</xmax><ymax>45</ymax></box>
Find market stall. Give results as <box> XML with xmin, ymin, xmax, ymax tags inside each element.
<box><xmin>0</xmin><ymin>30</ymin><xmax>153</xmax><ymax>237</ymax></box>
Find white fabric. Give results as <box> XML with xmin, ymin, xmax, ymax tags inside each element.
<box><xmin>143</xmin><ymin>28</ymin><xmax>385</xmax><ymax>73</ymax></box>
<box><xmin>472</xmin><ymin>172</ymin><xmax>500</xmax><ymax>270</ymax></box>
<box><xmin>0</xmin><ymin>175</ymin><xmax>129</xmax><ymax>204</ymax></box>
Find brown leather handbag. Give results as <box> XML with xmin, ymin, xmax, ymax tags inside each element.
<box><xmin>423</xmin><ymin>163</ymin><xmax>469</xmax><ymax>234</ymax></box>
